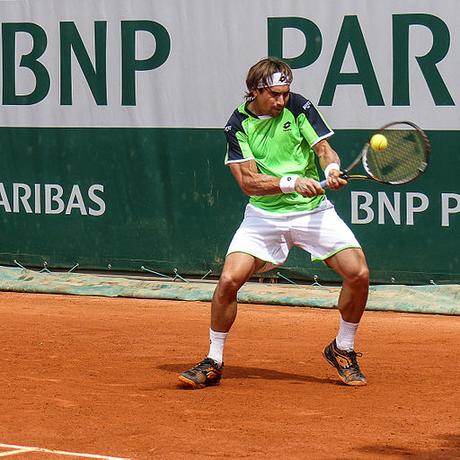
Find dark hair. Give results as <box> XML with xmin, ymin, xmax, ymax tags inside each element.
<box><xmin>245</xmin><ymin>57</ymin><xmax>293</xmax><ymax>99</ymax></box>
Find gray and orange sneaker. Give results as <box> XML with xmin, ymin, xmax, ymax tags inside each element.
<box><xmin>323</xmin><ymin>339</ymin><xmax>367</xmax><ymax>386</ymax></box>
<box><xmin>178</xmin><ymin>357</ymin><xmax>223</xmax><ymax>389</ymax></box>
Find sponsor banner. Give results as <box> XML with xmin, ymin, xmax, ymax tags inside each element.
<box><xmin>0</xmin><ymin>0</ymin><xmax>458</xmax><ymax>129</ymax></box>
<box><xmin>0</xmin><ymin>127</ymin><xmax>458</xmax><ymax>283</ymax></box>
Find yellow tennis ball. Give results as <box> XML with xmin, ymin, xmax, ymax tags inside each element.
<box><xmin>370</xmin><ymin>134</ymin><xmax>388</xmax><ymax>151</ymax></box>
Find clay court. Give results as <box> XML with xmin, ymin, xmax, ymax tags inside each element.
<box><xmin>0</xmin><ymin>291</ymin><xmax>459</xmax><ymax>459</ymax></box>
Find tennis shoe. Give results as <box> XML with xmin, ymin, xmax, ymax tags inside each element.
<box><xmin>178</xmin><ymin>357</ymin><xmax>223</xmax><ymax>389</ymax></box>
<box><xmin>323</xmin><ymin>339</ymin><xmax>367</xmax><ymax>386</ymax></box>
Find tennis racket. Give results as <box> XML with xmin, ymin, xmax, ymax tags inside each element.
<box><xmin>320</xmin><ymin>121</ymin><xmax>431</xmax><ymax>188</ymax></box>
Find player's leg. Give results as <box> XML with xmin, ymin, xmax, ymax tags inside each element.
<box><xmin>207</xmin><ymin>253</ymin><xmax>267</xmax><ymax>367</ymax></box>
<box><xmin>325</xmin><ymin>248</ymin><xmax>369</xmax><ymax>323</ymax></box>
<box><xmin>211</xmin><ymin>252</ymin><xmax>267</xmax><ymax>332</ymax></box>
<box><xmin>178</xmin><ymin>206</ymin><xmax>289</xmax><ymax>389</ymax></box>
<box><xmin>289</xmin><ymin>201</ymin><xmax>369</xmax><ymax>385</ymax></box>
<box><xmin>323</xmin><ymin>248</ymin><xmax>369</xmax><ymax>386</ymax></box>
<box><xmin>178</xmin><ymin>253</ymin><xmax>267</xmax><ymax>389</ymax></box>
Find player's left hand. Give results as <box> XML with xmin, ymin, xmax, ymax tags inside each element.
<box><xmin>326</xmin><ymin>169</ymin><xmax>348</xmax><ymax>190</ymax></box>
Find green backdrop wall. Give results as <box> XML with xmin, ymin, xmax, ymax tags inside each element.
<box><xmin>1</xmin><ymin>127</ymin><xmax>458</xmax><ymax>284</ymax></box>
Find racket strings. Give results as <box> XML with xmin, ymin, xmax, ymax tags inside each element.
<box><xmin>364</xmin><ymin>127</ymin><xmax>428</xmax><ymax>184</ymax></box>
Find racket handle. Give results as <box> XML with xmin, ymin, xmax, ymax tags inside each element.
<box><xmin>319</xmin><ymin>179</ymin><xmax>328</xmax><ymax>188</ymax></box>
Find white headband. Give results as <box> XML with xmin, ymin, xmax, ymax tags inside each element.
<box><xmin>257</xmin><ymin>72</ymin><xmax>292</xmax><ymax>89</ymax></box>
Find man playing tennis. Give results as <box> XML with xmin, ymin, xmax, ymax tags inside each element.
<box><xmin>179</xmin><ymin>57</ymin><xmax>369</xmax><ymax>388</ymax></box>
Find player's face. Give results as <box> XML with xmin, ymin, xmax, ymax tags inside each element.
<box><xmin>254</xmin><ymin>85</ymin><xmax>290</xmax><ymax>117</ymax></box>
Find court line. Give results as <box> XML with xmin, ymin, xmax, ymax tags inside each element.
<box><xmin>0</xmin><ymin>448</ymin><xmax>36</xmax><ymax>457</ymax></box>
<box><xmin>0</xmin><ymin>443</ymin><xmax>130</xmax><ymax>459</ymax></box>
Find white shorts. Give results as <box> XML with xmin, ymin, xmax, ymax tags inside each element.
<box><xmin>227</xmin><ymin>199</ymin><xmax>361</xmax><ymax>266</ymax></box>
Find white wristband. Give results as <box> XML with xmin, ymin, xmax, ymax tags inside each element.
<box><xmin>324</xmin><ymin>162</ymin><xmax>340</xmax><ymax>179</ymax></box>
<box><xmin>279</xmin><ymin>175</ymin><xmax>298</xmax><ymax>193</ymax></box>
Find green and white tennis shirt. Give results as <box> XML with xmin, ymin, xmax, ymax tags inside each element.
<box><xmin>224</xmin><ymin>92</ymin><xmax>333</xmax><ymax>213</ymax></box>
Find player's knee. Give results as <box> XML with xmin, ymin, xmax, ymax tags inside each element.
<box><xmin>218</xmin><ymin>272</ymin><xmax>246</xmax><ymax>294</ymax></box>
<box><xmin>345</xmin><ymin>264</ymin><xmax>369</xmax><ymax>288</ymax></box>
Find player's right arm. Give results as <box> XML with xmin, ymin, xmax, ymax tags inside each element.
<box><xmin>229</xmin><ymin>160</ymin><xmax>279</xmax><ymax>196</ymax></box>
<box><xmin>229</xmin><ymin>159</ymin><xmax>322</xmax><ymax>197</ymax></box>
<box><xmin>225</xmin><ymin>109</ymin><xmax>322</xmax><ymax>197</ymax></box>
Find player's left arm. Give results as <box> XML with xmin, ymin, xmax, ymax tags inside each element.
<box><xmin>313</xmin><ymin>139</ymin><xmax>347</xmax><ymax>190</ymax></box>
<box><xmin>291</xmin><ymin>94</ymin><xmax>347</xmax><ymax>190</ymax></box>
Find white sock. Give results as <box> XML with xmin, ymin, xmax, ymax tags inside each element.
<box><xmin>207</xmin><ymin>329</ymin><xmax>228</xmax><ymax>365</ymax></box>
<box><xmin>336</xmin><ymin>317</ymin><xmax>359</xmax><ymax>351</ymax></box>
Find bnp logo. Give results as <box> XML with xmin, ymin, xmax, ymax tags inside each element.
<box><xmin>0</xmin><ymin>20</ymin><xmax>171</xmax><ymax>106</ymax></box>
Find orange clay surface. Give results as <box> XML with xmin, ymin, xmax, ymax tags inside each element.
<box><xmin>0</xmin><ymin>291</ymin><xmax>459</xmax><ymax>459</ymax></box>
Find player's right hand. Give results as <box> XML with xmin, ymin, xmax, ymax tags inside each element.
<box><xmin>294</xmin><ymin>178</ymin><xmax>325</xmax><ymax>197</ymax></box>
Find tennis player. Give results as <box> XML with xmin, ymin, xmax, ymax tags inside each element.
<box><xmin>179</xmin><ymin>57</ymin><xmax>369</xmax><ymax>388</ymax></box>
